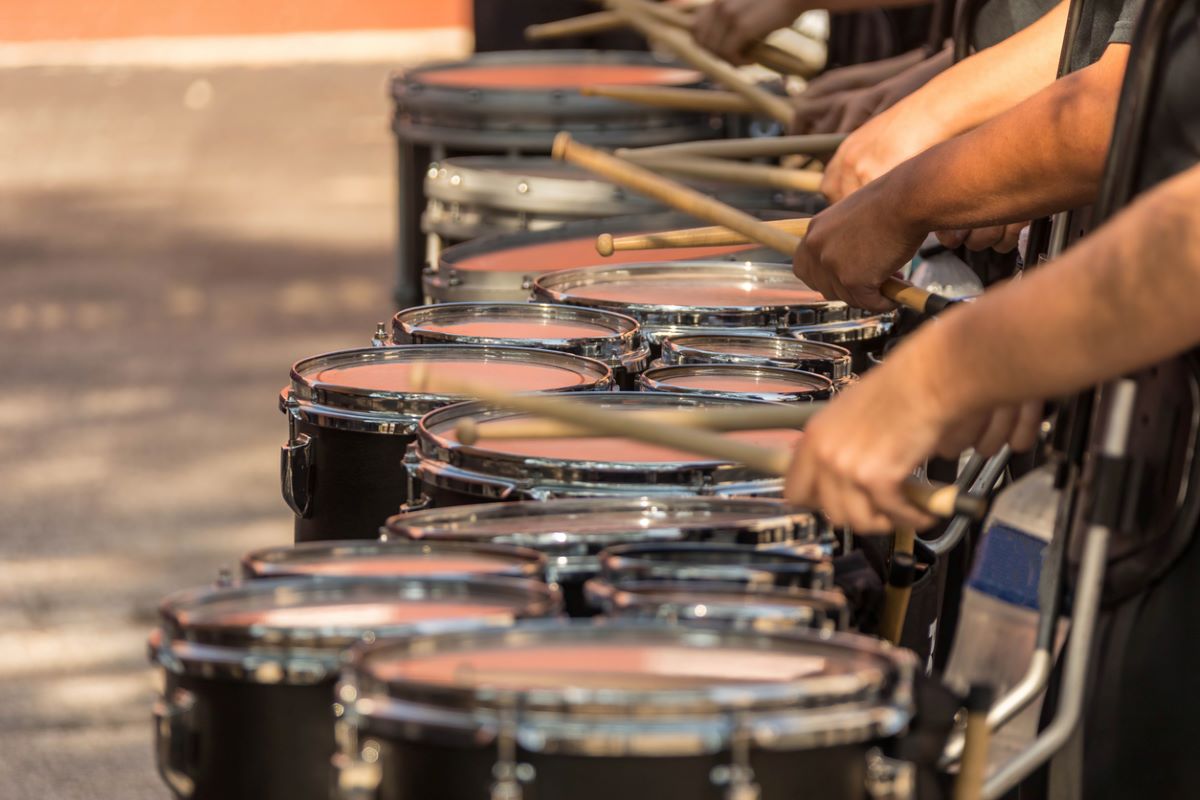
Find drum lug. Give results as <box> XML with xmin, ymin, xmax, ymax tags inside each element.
<box><xmin>864</xmin><ymin>749</ymin><xmax>915</xmax><ymax>799</ymax></box>
<box><xmin>491</xmin><ymin>694</ymin><xmax>535</xmax><ymax>800</ymax></box>
<box><xmin>280</xmin><ymin>393</ymin><xmax>314</xmax><ymax>518</ymax></box>
<box><xmin>371</xmin><ymin>322</ymin><xmax>390</xmax><ymax>347</ymax></box>
<box><xmin>333</xmin><ymin>741</ymin><xmax>382</xmax><ymax>800</ymax></box>
<box><xmin>397</xmin><ymin>494</ymin><xmax>432</xmax><ymax>514</ymax></box>
<box><xmin>710</xmin><ymin>717</ymin><xmax>761</xmax><ymax>800</ymax></box>
<box><xmin>153</xmin><ymin>687</ymin><xmax>198</xmax><ymax>798</ymax></box>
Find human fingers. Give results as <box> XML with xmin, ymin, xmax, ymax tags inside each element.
<box><xmin>1010</xmin><ymin>400</ymin><xmax>1044</xmax><ymax>452</ymax></box>
<box><xmin>936</xmin><ymin>230</ymin><xmax>968</xmax><ymax>249</ymax></box>
<box><xmin>975</xmin><ymin>406</ymin><xmax>1018</xmax><ymax>456</ymax></box>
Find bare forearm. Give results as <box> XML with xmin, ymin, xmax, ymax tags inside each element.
<box><xmin>915</xmin><ymin>165</ymin><xmax>1200</xmax><ymax>411</ymax></box>
<box><xmin>887</xmin><ymin>45</ymin><xmax>1127</xmax><ymax>231</ymax></box>
<box><xmin>889</xmin><ymin>1</ymin><xmax>1068</xmax><ymax>141</ymax></box>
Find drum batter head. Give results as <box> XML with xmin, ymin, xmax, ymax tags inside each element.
<box><xmin>385</xmin><ymin>496</ymin><xmax>819</xmax><ymax>555</ymax></box>
<box><xmin>285</xmin><ymin>344</ymin><xmax>612</xmax><ymax>432</ymax></box>
<box><xmin>347</xmin><ymin>619</ymin><xmax>914</xmax><ymax>753</ymax></box>
<box><xmin>531</xmin><ymin>261</ymin><xmax>845</xmax><ymax>331</ymax></box>
<box><xmin>660</xmin><ymin>332</ymin><xmax>853</xmax><ymax>383</ymax></box>
<box><xmin>639</xmin><ymin>363</ymin><xmax>835</xmax><ymax>403</ymax></box>
<box><xmin>150</xmin><ymin>575</ymin><xmax>559</xmax><ymax>683</ymax></box>
<box><xmin>241</xmin><ymin>539</ymin><xmax>546</xmax><ymax>581</ymax></box>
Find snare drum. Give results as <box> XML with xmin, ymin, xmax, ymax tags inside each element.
<box><xmin>148</xmin><ymin>575</ymin><xmax>558</xmax><ymax>800</ymax></box>
<box><xmin>338</xmin><ymin>620</ymin><xmax>918</xmax><ymax>800</ymax></box>
<box><xmin>659</xmin><ymin>332</ymin><xmax>854</xmax><ymax>385</ymax></box>
<box><xmin>530</xmin><ymin>260</ymin><xmax>847</xmax><ymax>348</ymax></box>
<box><xmin>406</xmin><ymin>392</ymin><xmax>804</xmax><ymax>508</ymax></box>
<box><xmin>389</xmin><ymin>302</ymin><xmax>650</xmax><ymax>388</ymax></box>
<box><xmin>598</xmin><ymin>541</ymin><xmax>832</xmax><ymax>589</ymax></box>
<box><xmin>790</xmin><ymin>315</ymin><xmax>897</xmax><ymax>374</ymax></box>
<box><xmin>639</xmin><ymin>363</ymin><xmax>834</xmax><ymax>402</ymax></box>
<box><xmin>423</xmin><ymin>157</ymin><xmax>658</xmax><ymax>257</ymax></box>
<box><xmin>585</xmin><ymin>579</ymin><xmax>851</xmax><ymax>632</ymax></box>
<box><xmin>241</xmin><ymin>539</ymin><xmax>546</xmax><ymax>581</ymax></box>
<box><xmin>384</xmin><ymin>496</ymin><xmax>820</xmax><ymax>616</ymax></box>
<box><xmin>281</xmin><ymin>345</ymin><xmax>611</xmax><ymax>543</ymax></box>
<box><xmin>391</xmin><ymin>50</ymin><xmax>717</xmax><ymax>307</ymax></box>
<box><xmin>429</xmin><ymin>211</ymin><xmax>778</xmax><ymax>304</ymax></box>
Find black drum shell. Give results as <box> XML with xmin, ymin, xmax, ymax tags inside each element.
<box><xmin>367</xmin><ymin>735</ymin><xmax>876</xmax><ymax>800</ymax></box>
<box><xmin>157</xmin><ymin>670</ymin><xmax>336</xmax><ymax>800</ymax></box>
<box><xmin>291</xmin><ymin>418</ymin><xmax>417</xmax><ymax>543</ymax></box>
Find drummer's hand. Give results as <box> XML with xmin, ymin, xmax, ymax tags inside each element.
<box><xmin>937</xmin><ymin>223</ymin><xmax>1027</xmax><ymax>254</ymax></box>
<box><xmin>692</xmin><ymin>0</ymin><xmax>803</xmax><ymax>64</ymax></box>
<box><xmin>793</xmin><ymin>176</ymin><xmax>925</xmax><ymax>312</ymax></box>
<box><xmin>783</xmin><ymin>338</ymin><xmax>1044</xmax><ymax>533</ymax></box>
<box><xmin>791</xmin><ymin>86</ymin><xmax>884</xmax><ymax>135</ymax></box>
<box><xmin>820</xmin><ymin>105</ymin><xmax>934</xmax><ymax>202</ymax></box>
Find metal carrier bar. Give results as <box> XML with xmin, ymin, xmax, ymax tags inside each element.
<box><xmin>927</xmin><ymin>447</ymin><xmax>1010</xmax><ymax>557</ymax></box>
<box><xmin>980</xmin><ymin>380</ymin><xmax>1137</xmax><ymax>798</ymax></box>
<box><xmin>939</xmin><ymin>454</ymin><xmax>1070</xmax><ymax>765</ymax></box>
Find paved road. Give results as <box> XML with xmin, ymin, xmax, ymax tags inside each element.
<box><xmin>0</xmin><ymin>60</ymin><xmax>407</xmax><ymax>797</ymax></box>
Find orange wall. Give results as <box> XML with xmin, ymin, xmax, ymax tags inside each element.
<box><xmin>0</xmin><ymin>0</ymin><xmax>472</xmax><ymax>41</ymax></box>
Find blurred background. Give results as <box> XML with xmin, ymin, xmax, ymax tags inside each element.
<box><xmin>0</xmin><ymin>3</ymin><xmax>470</xmax><ymax>796</ymax></box>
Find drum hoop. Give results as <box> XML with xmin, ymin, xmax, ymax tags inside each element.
<box><xmin>241</xmin><ymin>539</ymin><xmax>547</xmax><ymax>581</ymax></box>
<box><xmin>531</xmin><ymin>262</ymin><xmax>847</xmax><ymax>328</ymax></box>
<box><xmin>660</xmin><ymin>334</ymin><xmax>854</xmax><ymax>381</ymax></box>
<box><xmin>423</xmin><ymin>157</ymin><xmax>657</xmax><ymax>216</ymax></box>
<box><xmin>151</xmin><ymin>576</ymin><xmax>558</xmax><ymax>681</ymax></box>
<box><xmin>414</xmin><ymin>394</ymin><xmax>784</xmax><ymax>488</ymax></box>
<box><xmin>288</xmin><ymin>345</ymin><xmax>612</xmax><ymax>427</ymax></box>
<box><xmin>346</xmin><ymin>621</ymin><xmax>915</xmax><ymax>752</ymax></box>
<box><xmin>639</xmin><ymin>364</ymin><xmax>835</xmax><ymax>403</ymax></box>
<box><xmin>391</xmin><ymin>302</ymin><xmax>642</xmax><ymax>364</ymax></box>
<box><xmin>384</xmin><ymin>497</ymin><xmax>817</xmax><ymax>550</ymax></box>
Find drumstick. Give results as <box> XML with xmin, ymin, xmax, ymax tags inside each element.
<box><xmin>525</xmin><ymin>11</ymin><xmax>626</xmax><ymax>40</ymax></box>
<box><xmin>455</xmin><ymin>404</ymin><xmax>827</xmax><ymax>444</ymax></box>
<box><xmin>893</xmin><ymin>526</ymin><xmax>916</xmax><ymax>557</ymax></box>
<box><xmin>580</xmin><ymin>85</ymin><xmax>755</xmax><ymax>114</ymax></box>
<box><xmin>954</xmin><ymin>685</ymin><xmax>995</xmax><ymax>800</ymax></box>
<box><xmin>605</xmin><ymin>0</ymin><xmax>796</xmax><ymax>125</ymax></box>
<box><xmin>879</xmin><ymin>552</ymin><xmax>915</xmax><ymax>645</ymax></box>
<box><xmin>554</xmin><ymin>133</ymin><xmax>957</xmax><ymax>316</ymax></box>
<box><xmin>616</xmin><ymin>133</ymin><xmax>847</xmax><ymax>160</ymax></box>
<box><xmin>597</xmin><ymin>218</ymin><xmax>811</xmax><ymax>255</ymax></box>
<box><xmin>409</xmin><ymin>366</ymin><xmax>985</xmax><ymax>520</ymax></box>
<box><xmin>525</xmin><ymin>0</ymin><xmax>709</xmax><ymax>40</ymax></box>
<box><xmin>647</xmin><ymin>155</ymin><xmax>824</xmax><ymax>193</ymax></box>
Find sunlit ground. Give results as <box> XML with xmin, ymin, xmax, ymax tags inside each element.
<box><xmin>0</xmin><ymin>58</ymin><xmax>413</xmax><ymax>796</ymax></box>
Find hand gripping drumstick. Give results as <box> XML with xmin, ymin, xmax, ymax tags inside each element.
<box><xmin>629</xmin><ymin>0</ymin><xmax>818</xmax><ymax>77</ymax></box>
<box><xmin>604</xmin><ymin>0</ymin><xmax>797</xmax><ymax>125</ymax></box>
<box><xmin>597</xmin><ymin>217</ymin><xmax>812</xmax><ymax>254</ymax></box>
<box><xmin>409</xmin><ymin>365</ymin><xmax>985</xmax><ymax>521</ymax></box>
<box><xmin>456</xmin><ymin>404</ymin><xmax>826</xmax><ymax>444</ymax></box>
<box><xmin>553</xmin><ymin>133</ymin><xmax>958</xmax><ymax>316</ymax></box>
<box><xmin>580</xmin><ymin>85</ymin><xmax>756</xmax><ymax>115</ymax></box>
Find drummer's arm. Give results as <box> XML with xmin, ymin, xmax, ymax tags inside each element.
<box><xmin>784</xmin><ymin>164</ymin><xmax>1200</xmax><ymax>531</ymax></box>
<box><xmin>793</xmin><ymin>45</ymin><xmax>1128</xmax><ymax>311</ymax></box>
<box><xmin>922</xmin><ymin>162</ymin><xmax>1200</xmax><ymax>406</ymax></box>
<box><xmin>821</xmin><ymin>0</ymin><xmax>1069</xmax><ymax>199</ymax></box>
<box><xmin>884</xmin><ymin>42</ymin><xmax>1129</xmax><ymax>232</ymax></box>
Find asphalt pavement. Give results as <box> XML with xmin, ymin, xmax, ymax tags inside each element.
<box><xmin>0</xmin><ymin>58</ymin><xmax>410</xmax><ymax>797</ymax></box>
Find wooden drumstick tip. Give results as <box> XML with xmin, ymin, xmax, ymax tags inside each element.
<box><xmin>454</xmin><ymin>418</ymin><xmax>480</xmax><ymax>445</ymax></box>
<box><xmin>551</xmin><ymin>132</ymin><xmax>573</xmax><ymax>161</ymax></box>
<box><xmin>596</xmin><ymin>233</ymin><xmax>615</xmax><ymax>257</ymax></box>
